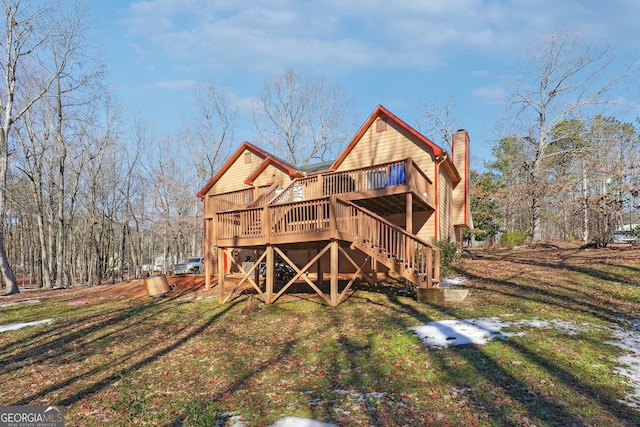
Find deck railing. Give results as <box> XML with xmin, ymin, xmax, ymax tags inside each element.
<box><xmin>216</xmin><ymin>194</ymin><xmax>440</xmax><ymax>286</ymax></box>
<box><xmin>269</xmin><ymin>198</ymin><xmax>331</xmax><ymax>237</ymax></box>
<box><xmin>270</xmin><ymin>158</ymin><xmax>432</xmax><ymax>205</ymax></box>
<box><xmin>217</xmin><ymin>207</ymin><xmax>265</xmax><ymax>241</ymax></box>
<box><xmin>246</xmin><ymin>182</ymin><xmax>279</xmax><ymax>208</ymax></box>
<box><xmin>205</xmin><ymin>184</ymin><xmax>273</xmax><ymax>217</ymax></box>
<box><xmin>207</xmin><ymin>157</ymin><xmax>434</xmax><ymax>218</ymax></box>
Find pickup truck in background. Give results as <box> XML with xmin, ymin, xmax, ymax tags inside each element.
<box><xmin>173</xmin><ymin>257</ymin><xmax>205</xmax><ymax>275</ymax></box>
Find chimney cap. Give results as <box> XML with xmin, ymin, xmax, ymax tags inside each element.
<box><xmin>456</xmin><ymin>129</ymin><xmax>466</xmax><ymax>132</ymax></box>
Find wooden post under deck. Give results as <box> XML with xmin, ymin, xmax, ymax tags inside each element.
<box><xmin>330</xmin><ymin>240</ymin><xmax>339</xmax><ymax>306</ymax></box>
<box><xmin>405</xmin><ymin>192</ymin><xmax>413</xmax><ymax>272</ymax></box>
<box><xmin>204</xmin><ymin>218</ymin><xmax>212</xmax><ymax>290</ymax></box>
<box><xmin>316</xmin><ymin>247</ymin><xmax>322</xmax><ymax>288</ymax></box>
<box><xmin>265</xmin><ymin>245</ymin><xmax>274</xmax><ymax>303</ymax></box>
<box><xmin>254</xmin><ymin>250</ymin><xmax>260</xmax><ymax>287</ymax></box>
<box><xmin>217</xmin><ymin>246</ymin><xmax>225</xmax><ymax>303</ymax></box>
<box><xmin>405</xmin><ymin>193</ymin><xmax>413</xmax><ymax>234</ymax></box>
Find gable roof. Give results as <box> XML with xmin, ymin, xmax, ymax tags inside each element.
<box><xmin>331</xmin><ymin>105</ymin><xmax>444</xmax><ymax>170</ymax></box>
<box><xmin>197</xmin><ymin>141</ymin><xmax>300</xmax><ymax>198</ymax></box>
<box><xmin>244</xmin><ymin>156</ymin><xmax>303</xmax><ymax>185</ymax></box>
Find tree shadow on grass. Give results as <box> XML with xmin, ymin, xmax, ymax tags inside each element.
<box><xmin>8</xmin><ymin>293</ymin><xmax>238</xmax><ymax>408</ymax></box>
<box><xmin>0</xmin><ymin>287</ymin><xmax>201</xmax><ymax>374</ymax></box>
<box><xmin>460</xmin><ymin>269</ymin><xmax>628</xmax><ymax>324</ymax></box>
<box><xmin>386</xmin><ymin>295</ymin><xmax>640</xmax><ymax>426</ymax></box>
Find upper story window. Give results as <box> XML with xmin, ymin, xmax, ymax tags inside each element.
<box><xmin>244</xmin><ymin>153</ymin><xmax>252</xmax><ymax>164</ymax></box>
<box><xmin>376</xmin><ymin>118</ymin><xmax>387</xmax><ymax>132</ymax></box>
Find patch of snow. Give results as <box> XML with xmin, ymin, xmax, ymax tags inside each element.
<box><xmin>439</xmin><ymin>276</ymin><xmax>467</xmax><ymax>286</ymax></box>
<box><xmin>269</xmin><ymin>417</ymin><xmax>338</xmax><ymax>427</ymax></box>
<box><xmin>408</xmin><ymin>317</ymin><xmax>516</xmax><ymax>348</ymax></box>
<box><xmin>0</xmin><ymin>318</ymin><xmax>52</xmax><ymax>333</ymax></box>
<box><xmin>606</xmin><ymin>319</ymin><xmax>640</xmax><ymax>409</ymax></box>
<box><xmin>409</xmin><ymin>317</ymin><xmax>599</xmax><ymax>348</ymax></box>
<box><xmin>409</xmin><ymin>316</ymin><xmax>640</xmax><ymax>411</ymax></box>
<box><xmin>0</xmin><ymin>299</ymin><xmax>41</xmax><ymax>308</ymax></box>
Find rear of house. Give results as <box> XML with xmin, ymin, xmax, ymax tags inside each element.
<box><xmin>197</xmin><ymin>105</ymin><xmax>472</xmax><ymax>305</ymax></box>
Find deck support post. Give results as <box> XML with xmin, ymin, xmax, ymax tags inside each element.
<box><xmin>265</xmin><ymin>245</ymin><xmax>274</xmax><ymax>303</ymax></box>
<box><xmin>217</xmin><ymin>246</ymin><xmax>225</xmax><ymax>303</ymax></box>
<box><xmin>204</xmin><ymin>219</ymin><xmax>212</xmax><ymax>290</ymax></box>
<box><xmin>254</xmin><ymin>250</ymin><xmax>260</xmax><ymax>288</ymax></box>
<box><xmin>405</xmin><ymin>192</ymin><xmax>413</xmax><ymax>268</ymax></box>
<box><xmin>330</xmin><ymin>240</ymin><xmax>339</xmax><ymax>306</ymax></box>
<box><xmin>316</xmin><ymin>247</ymin><xmax>323</xmax><ymax>288</ymax></box>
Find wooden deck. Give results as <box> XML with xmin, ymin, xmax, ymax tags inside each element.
<box><xmin>204</xmin><ymin>157</ymin><xmax>441</xmax><ymax>306</ymax></box>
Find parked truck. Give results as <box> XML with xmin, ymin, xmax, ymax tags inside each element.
<box><xmin>173</xmin><ymin>257</ymin><xmax>204</xmax><ymax>275</ymax></box>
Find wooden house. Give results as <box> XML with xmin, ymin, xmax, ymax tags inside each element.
<box><xmin>197</xmin><ymin>105</ymin><xmax>472</xmax><ymax>306</ymax></box>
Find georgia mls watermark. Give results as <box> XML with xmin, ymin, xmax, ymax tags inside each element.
<box><xmin>0</xmin><ymin>406</ymin><xmax>64</xmax><ymax>427</ymax></box>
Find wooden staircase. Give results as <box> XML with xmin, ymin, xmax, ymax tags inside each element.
<box><xmin>333</xmin><ymin>198</ymin><xmax>440</xmax><ymax>288</ymax></box>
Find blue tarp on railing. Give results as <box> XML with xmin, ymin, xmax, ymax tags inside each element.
<box><xmin>386</xmin><ymin>164</ymin><xmax>406</xmax><ymax>186</ymax></box>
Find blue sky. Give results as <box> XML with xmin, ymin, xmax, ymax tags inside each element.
<box><xmin>91</xmin><ymin>0</ymin><xmax>640</xmax><ymax>170</ymax></box>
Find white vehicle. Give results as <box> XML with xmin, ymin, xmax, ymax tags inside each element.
<box><xmin>173</xmin><ymin>257</ymin><xmax>204</xmax><ymax>275</ymax></box>
<box><xmin>611</xmin><ymin>230</ymin><xmax>638</xmax><ymax>244</ymax></box>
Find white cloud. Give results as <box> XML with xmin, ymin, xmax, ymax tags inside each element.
<box><xmin>120</xmin><ymin>0</ymin><xmax>640</xmax><ymax>77</ymax></box>
<box><xmin>472</xmin><ymin>85</ymin><xmax>507</xmax><ymax>104</ymax></box>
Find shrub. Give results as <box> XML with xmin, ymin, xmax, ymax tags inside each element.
<box><xmin>500</xmin><ymin>231</ymin><xmax>527</xmax><ymax>248</ymax></box>
<box><xmin>434</xmin><ymin>239</ymin><xmax>460</xmax><ymax>277</ymax></box>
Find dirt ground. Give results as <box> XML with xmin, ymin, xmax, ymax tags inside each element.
<box><xmin>0</xmin><ymin>274</ymin><xmax>210</xmax><ymax>305</ymax></box>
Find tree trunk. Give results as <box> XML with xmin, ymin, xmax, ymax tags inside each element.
<box><xmin>582</xmin><ymin>160</ymin><xmax>589</xmax><ymax>244</ymax></box>
<box><xmin>35</xmin><ymin>206</ymin><xmax>52</xmax><ymax>288</ymax></box>
<box><xmin>55</xmin><ymin>77</ymin><xmax>67</xmax><ymax>287</ymax></box>
<box><xmin>0</xmin><ymin>131</ymin><xmax>18</xmax><ymax>294</ymax></box>
<box><xmin>530</xmin><ymin>154</ymin><xmax>543</xmax><ymax>241</ymax></box>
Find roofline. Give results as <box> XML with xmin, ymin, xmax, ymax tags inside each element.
<box><xmin>244</xmin><ymin>156</ymin><xmax>303</xmax><ymax>185</ymax></box>
<box><xmin>330</xmin><ymin>104</ymin><xmax>444</xmax><ymax>170</ymax></box>
<box><xmin>197</xmin><ymin>141</ymin><xmax>270</xmax><ymax>198</ymax></box>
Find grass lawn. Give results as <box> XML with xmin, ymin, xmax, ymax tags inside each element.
<box><xmin>1</xmin><ymin>244</ymin><xmax>639</xmax><ymax>426</ymax></box>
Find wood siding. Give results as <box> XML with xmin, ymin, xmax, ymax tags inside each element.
<box><xmin>210</xmin><ymin>149</ymin><xmax>266</xmax><ymax>195</ymax></box>
<box><xmin>332</xmin><ymin>116</ymin><xmax>455</xmax><ymax>244</ymax></box>
<box><xmin>252</xmin><ymin>164</ymin><xmax>294</xmax><ymax>189</ymax></box>
<box><xmin>334</xmin><ymin>120</ymin><xmax>436</xmax><ymax>183</ymax></box>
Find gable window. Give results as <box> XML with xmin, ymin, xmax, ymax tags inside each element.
<box><xmin>244</xmin><ymin>153</ymin><xmax>252</xmax><ymax>164</ymax></box>
<box><xmin>376</xmin><ymin>118</ymin><xmax>387</xmax><ymax>132</ymax></box>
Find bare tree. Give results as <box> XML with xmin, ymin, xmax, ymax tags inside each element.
<box><xmin>420</xmin><ymin>97</ymin><xmax>458</xmax><ymax>150</ymax></box>
<box><xmin>0</xmin><ymin>1</ymin><xmax>69</xmax><ymax>293</ymax></box>
<box><xmin>181</xmin><ymin>80</ymin><xmax>236</xmax><ymax>255</ymax></box>
<box><xmin>0</xmin><ymin>0</ymin><xmax>98</xmax><ymax>294</ymax></box>
<box><xmin>252</xmin><ymin>67</ymin><xmax>355</xmax><ymax>167</ymax></box>
<box><xmin>507</xmin><ymin>30</ymin><xmax>635</xmax><ymax>241</ymax></box>
<box><xmin>183</xmin><ymin>80</ymin><xmax>236</xmax><ymax>177</ymax></box>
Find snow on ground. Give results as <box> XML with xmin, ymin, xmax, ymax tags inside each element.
<box><xmin>439</xmin><ymin>276</ymin><xmax>467</xmax><ymax>286</ymax></box>
<box><xmin>409</xmin><ymin>316</ymin><xmax>640</xmax><ymax>411</ymax></box>
<box><xmin>408</xmin><ymin>316</ymin><xmax>598</xmax><ymax>348</ymax></box>
<box><xmin>0</xmin><ymin>318</ymin><xmax>52</xmax><ymax>333</ymax></box>
<box><xmin>269</xmin><ymin>417</ymin><xmax>338</xmax><ymax>427</ymax></box>
<box><xmin>607</xmin><ymin>319</ymin><xmax>640</xmax><ymax>409</ymax></box>
<box><xmin>0</xmin><ymin>299</ymin><xmax>41</xmax><ymax>308</ymax></box>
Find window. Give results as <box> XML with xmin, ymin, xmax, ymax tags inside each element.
<box><xmin>376</xmin><ymin>118</ymin><xmax>387</xmax><ymax>132</ymax></box>
<box><xmin>244</xmin><ymin>153</ymin><xmax>252</xmax><ymax>164</ymax></box>
<box><xmin>244</xmin><ymin>189</ymin><xmax>253</xmax><ymax>205</ymax></box>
